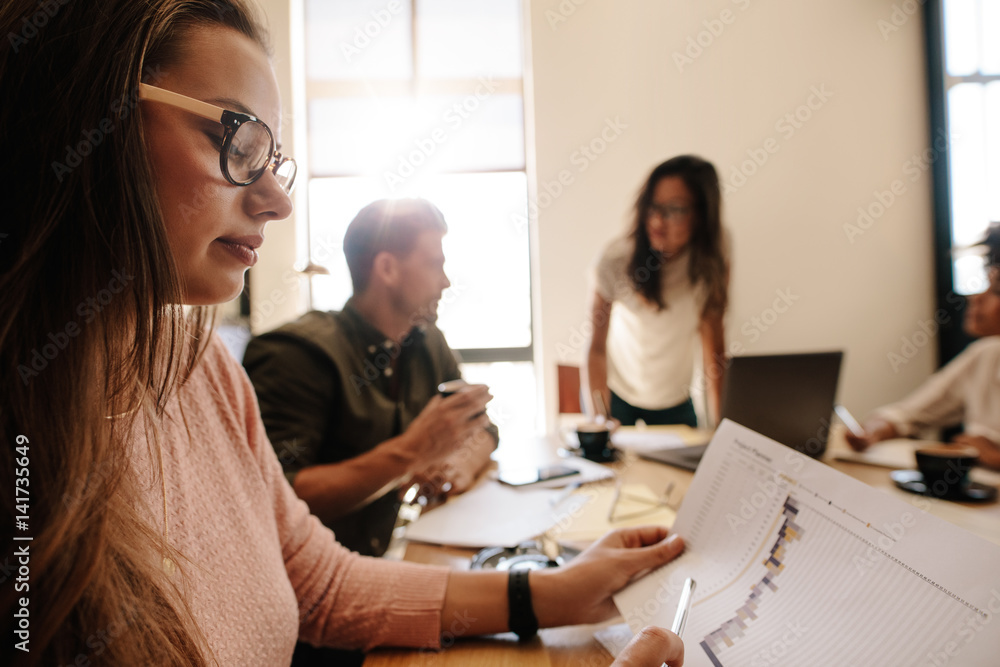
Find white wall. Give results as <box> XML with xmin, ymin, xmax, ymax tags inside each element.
<box><xmin>529</xmin><ymin>0</ymin><xmax>938</xmax><ymax>429</ymax></box>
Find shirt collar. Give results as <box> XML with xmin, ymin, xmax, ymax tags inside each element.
<box><xmin>341</xmin><ymin>298</ymin><xmax>427</xmax><ymax>356</ymax></box>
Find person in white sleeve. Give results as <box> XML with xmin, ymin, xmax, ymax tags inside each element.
<box><xmin>846</xmin><ymin>223</ymin><xmax>1000</xmax><ymax>470</ymax></box>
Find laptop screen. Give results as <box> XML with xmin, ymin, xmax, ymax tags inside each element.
<box><xmin>719</xmin><ymin>351</ymin><xmax>843</xmax><ymax>458</ymax></box>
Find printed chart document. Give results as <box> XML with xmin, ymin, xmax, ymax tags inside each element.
<box><xmin>615</xmin><ymin>420</ymin><xmax>1000</xmax><ymax>667</ymax></box>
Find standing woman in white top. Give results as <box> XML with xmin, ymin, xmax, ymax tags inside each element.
<box><xmin>584</xmin><ymin>155</ymin><xmax>729</xmax><ymax>426</ymax></box>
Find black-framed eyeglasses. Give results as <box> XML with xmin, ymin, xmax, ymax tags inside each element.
<box><xmin>649</xmin><ymin>203</ymin><xmax>692</xmax><ymax>221</ymax></box>
<box><xmin>139</xmin><ymin>83</ymin><xmax>297</xmax><ymax>194</ymax></box>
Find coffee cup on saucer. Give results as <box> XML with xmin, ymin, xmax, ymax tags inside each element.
<box><xmin>890</xmin><ymin>445</ymin><xmax>998</xmax><ymax>502</ymax></box>
<box><xmin>576</xmin><ymin>422</ymin><xmax>616</xmax><ymax>462</ymax></box>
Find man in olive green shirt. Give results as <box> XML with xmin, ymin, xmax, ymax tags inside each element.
<box><xmin>244</xmin><ymin>199</ymin><xmax>496</xmax><ymax>558</ymax></box>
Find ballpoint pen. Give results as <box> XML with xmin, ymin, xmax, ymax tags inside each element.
<box><xmin>670</xmin><ymin>577</ymin><xmax>696</xmax><ymax>638</ymax></box>
<box><xmin>658</xmin><ymin>577</ymin><xmax>696</xmax><ymax>667</ymax></box>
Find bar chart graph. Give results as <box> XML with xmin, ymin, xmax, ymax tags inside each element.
<box><xmin>699</xmin><ymin>496</ymin><xmax>803</xmax><ymax>665</ymax></box>
<box><xmin>615</xmin><ymin>421</ymin><xmax>1000</xmax><ymax>667</ymax></box>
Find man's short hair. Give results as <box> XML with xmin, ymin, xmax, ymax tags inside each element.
<box><xmin>343</xmin><ymin>198</ymin><xmax>448</xmax><ymax>293</ymax></box>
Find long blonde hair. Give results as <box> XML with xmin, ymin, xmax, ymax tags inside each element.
<box><xmin>0</xmin><ymin>1</ymin><xmax>268</xmax><ymax>663</ymax></box>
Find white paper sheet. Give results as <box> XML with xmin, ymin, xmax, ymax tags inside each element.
<box><xmin>614</xmin><ymin>420</ymin><xmax>1000</xmax><ymax>667</ymax></box>
<box><xmin>403</xmin><ymin>480</ymin><xmax>567</xmax><ymax>548</ymax></box>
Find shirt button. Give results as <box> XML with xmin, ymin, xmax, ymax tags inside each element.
<box><xmin>384</xmin><ymin>367</ymin><xmax>394</xmax><ymax>377</ymax></box>
<box><xmin>368</xmin><ymin>345</ymin><xmax>376</xmax><ymax>354</ymax></box>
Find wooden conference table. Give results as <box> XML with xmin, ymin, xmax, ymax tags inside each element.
<box><xmin>363</xmin><ymin>425</ymin><xmax>1000</xmax><ymax>666</ymax></box>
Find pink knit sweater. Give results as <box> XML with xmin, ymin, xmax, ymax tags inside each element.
<box><xmin>132</xmin><ymin>335</ymin><xmax>449</xmax><ymax>664</ymax></box>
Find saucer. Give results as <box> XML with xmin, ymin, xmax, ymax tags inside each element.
<box><xmin>565</xmin><ymin>444</ymin><xmax>621</xmax><ymax>463</ymax></box>
<box><xmin>890</xmin><ymin>469</ymin><xmax>998</xmax><ymax>502</ymax></box>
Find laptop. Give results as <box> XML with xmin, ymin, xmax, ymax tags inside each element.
<box><xmin>639</xmin><ymin>351</ymin><xmax>844</xmax><ymax>470</ymax></box>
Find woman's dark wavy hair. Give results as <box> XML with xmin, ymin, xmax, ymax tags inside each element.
<box><xmin>0</xmin><ymin>1</ymin><xmax>268</xmax><ymax>664</ymax></box>
<box><xmin>627</xmin><ymin>155</ymin><xmax>728</xmax><ymax>315</ymax></box>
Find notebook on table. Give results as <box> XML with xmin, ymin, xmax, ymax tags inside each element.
<box><xmin>640</xmin><ymin>351</ymin><xmax>843</xmax><ymax>471</ymax></box>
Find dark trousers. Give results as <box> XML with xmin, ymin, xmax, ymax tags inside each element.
<box><xmin>610</xmin><ymin>392</ymin><xmax>698</xmax><ymax>427</ymax></box>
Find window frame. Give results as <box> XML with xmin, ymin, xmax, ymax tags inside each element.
<box><xmin>924</xmin><ymin>0</ymin><xmax>997</xmax><ymax>364</ymax></box>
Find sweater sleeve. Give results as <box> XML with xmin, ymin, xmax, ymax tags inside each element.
<box><xmin>872</xmin><ymin>341</ymin><xmax>982</xmax><ymax>436</ymax></box>
<box><xmin>235</xmin><ymin>342</ymin><xmax>450</xmax><ymax>650</ymax></box>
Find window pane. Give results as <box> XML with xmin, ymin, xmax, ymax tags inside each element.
<box><xmin>983</xmin><ymin>0</ymin><xmax>1000</xmax><ymax>74</ymax></box>
<box><xmin>986</xmin><ymin>82</ymin><xmax>1000</xmax><ymax>221</ymax></box>
<box><xmin>305</xmin><ymin>0</ymin><xmax>412</xmax><ymax>80</ymax></box>
<box><xmin>948</xmin><ymin>83</ymin><xmax>989</xmax><ymax>293</ymax></box>
<box><xmin>416</xmin><ymin>0</ymin><xmax>523</xmax><ymax>79</ymax></box>
<box><xmin>428</xmin><ymin>173</ymin><xmax>531</xmax><ymax>349</ymax></box>
<box><xmin>309</xmin><ymin>94</ymin><xmax>525</xmax><ymax>177</ymax></box>
<box><xmin>308</xmin><ymin>173</ymin><xmax>531</xmax><ymax>350</ymax></box>
<box><xmin>953</xmin><ymin>254</ymin><xmax>990</xmax><ymax>295</ymax></box>
<box><xmin>944</xmin><ymin>0</ymin><xmax>980</xmax><ymax>76</ymax></box>
<box><xmin>462</xmin><ymin>361</ymin><xmax>541</xmax><ymax>442</ymax></box>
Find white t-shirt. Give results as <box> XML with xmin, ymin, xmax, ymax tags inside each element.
<box><xmin>873</xmin><ymin>336</ymin><xmax>1000</xmax><ymax>443</ymax></box>
<box><xmin>592</xmin><ymin>237</ymin><xmax>708</xmax><ymax>410</ymax></box>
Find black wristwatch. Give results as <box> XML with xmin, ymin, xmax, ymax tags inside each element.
<box><xmin>507</xmin><ymin>569</ymin><xmax>539</xmax><ymax>640</ymax></box>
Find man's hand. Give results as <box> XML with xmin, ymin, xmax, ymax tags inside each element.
<box><xmin>410</xmin><ymin>428</ymin><xmax>495</xmax><ymax>499</ymax></box>
<box><xmin>844</xmin><ymin>417</ymin><xmax>899</xmax><ymax>452</ymax></box>
<box><xmin>612</xmin><ymin>626</ymin><xmax>684</xmax><ymax>667</ymax></box>
<box><xmin>531</xmin><ymin>526</ymin><xmax>686</xmax><ymax>628</ymax></box>
<box><xmin>951</xmin><ymin>433</ymin><xmax>1000</xmax><ymax>470</ymax></box>
<box><xmin>397</xmin><ymin>384</ymin><xmax>492</xmax><ymax>467</ymax></box>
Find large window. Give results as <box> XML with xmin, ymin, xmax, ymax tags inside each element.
<box><xmin>927</xmin><ymin>0</ymin><xmax>999</xmax><ymax>361</ymax></box>
<box><xmin>301</xmin><ymin>0</ymin><xmax>537</xmax><ymax>439</ymax></box>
